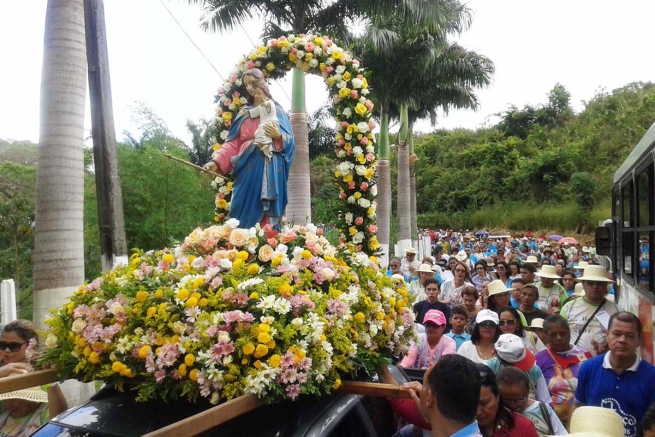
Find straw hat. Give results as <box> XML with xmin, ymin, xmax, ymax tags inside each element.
<box><xmin>484</xmin><ymin>257</ymin><xmax>495</xmax><ymax>266</ymax></box>
<box><xmin>536</xmin><ymin>265</ymin><xmax>561</xmax><ymax>279</ymax></box>
<box><xmin>573</xmin><ymin>282</ymin><xmax>584</xmax><ymax>296</ymax></box>
<box><xmin>455</xmin><ymin>251</ymin><xmax>468</xmax><ymax>261</ymax></box>
<box><xmin>527</xmin><ymin>318</ymin><xmax>544</xmax><ymax>330</ymax></box>
<box><xmin>574</xmin><ymin>261</ymin><xmax>589</xmax><ymax>270</ymax></box>
<box><xmin>560</xmin><ymin>406</ymin><xmax>625</xmax><ymax>437</ymax></box>
<box><xmin>417</xmin><ymin>264</ymin><xmax>435</xmax><ymax>274</ymax></box>
<box><xmin>0</xmin><ymin>386</ymin><xmax>49</xmax><ymax>403</ymax></box>
<box><xmin>487</xmin><ymin>280</ymin><xmax>511</xmax><ymax>297</ymax></box>
<box><xmin>575</xmin><ymin>265</ymin><xmax>614</xmax><ymax>282</ymax></box>
<box><xmin>405</xmin><ymin>247</ymin><xmax>417</xmax><ymax>255</ymax></box>
<box><xmin>524</xmin><ymin>255</ymin><xmax>539</xmax><ymax>264</ymax></box>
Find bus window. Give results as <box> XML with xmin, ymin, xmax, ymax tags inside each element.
<box><xmin>637</xmin><ymin>166</ymin><xmax>652</xmax><ymax>227</ymax></box>
<box><xmin>639</xmin><ymin>232</ymin><xmax>651</xmax><ymax>291</ymax></box>
<box><xmin>623</xmin><ymin>232</ymin><xmax>634</xmax><ymax>276</ymax></box>
<box><xmin>622</xmin><ymin>181</ymin><xmax>633</xmax><ymax>228</ymax></box>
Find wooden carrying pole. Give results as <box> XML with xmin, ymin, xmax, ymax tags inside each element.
<box><xmin>0</xmin><ymin>369</ymin><xmax>59</xmax><ymax>394</ymax></box>
<box><xmin>144</xmin><ymin>381</ymin><xmax>411</xmax><ymax>437</ymax></box>
<box><xmin>164</xmin><ymin>154</ymin><xmax>230</xmax><ymax>182</ymax></box>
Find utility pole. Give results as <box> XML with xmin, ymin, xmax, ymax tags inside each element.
<box><xmin>84</xmin><ymin>0</ymin><xmax>127</xmax><ymax>271</ymax></box>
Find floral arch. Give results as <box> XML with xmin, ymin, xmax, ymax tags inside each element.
<box><xmin>210</xmin><ymin>34</ymin><xmax>379</xmax><ymax>256</ymax></box>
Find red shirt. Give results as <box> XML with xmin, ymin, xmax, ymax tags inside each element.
<box><xmin>492</xmin><ymin>412</ymin><xmax>539</xmax><ymax>437</ymax></box>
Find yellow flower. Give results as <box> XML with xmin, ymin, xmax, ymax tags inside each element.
<box><xmin>289</xmin><ymin>53</ymin><xmax>298</xmax><ymax>62</ymax></box>
<box><xmin>259</xmin><ymin>323</ymin><xmax>271</xmax><ymax>332</ymax></box>
<box><xmin>354</xmin><ymin>192</ymin><xmax>362</xmax><ymax>199</ymax></box>
<box><xmin>243</xmin><ymin>343</ymin><xmax>256</xmax><ymax>355</ymax></box>
<box><xmin>154</xmin><ymin>289</ymin><xmax>164</xmax><ymax>299</ymax></box>
<box><xmin>253</xmin><ymin>360</ymin><xmax>262</xmax><ymax>370</ymax></box>
<box><xmin>354</xmin><ymin>312</ymin><xmax>366</xmax><ymax>323</ymax></box>
<box><xmin>277</xmin><ymin>39</ymin><xmax>289</xmax><ymax>48</ymax></box>
<box><xmin>122</xmin><ymin>367</ymin><xmax>134</xmax><ymax>378</ymax></box>
<box><xmin>349</xmin><ymin>226</ymin><xmax>357</xmax><ymax>236</ymax></box>
<box><xmin>364</xmin><ymin>168</ymin><xmax>375</xmax><ymax>180</ymax></box>
<box><xmin>178</xmin><ymin>363</ymin><xmax>188</xmax><ymax>377</ymax></box>
<box><xmin>319</xmin><ymin>63</ymin><xmax>326</xmax><ymax>72</ymax></box>
<box><xmin>75</xmin><ymin>336</ymin><xmax>86</xmax><ymax>348</ymax></box>
<box><xmin>362</xmin><ymin>77</ymin><xmax>368</xmax><ymax>88</ymax></box>
<box><xmin>131</xmin><ymin>257</ymin><xmax>141</xmax><ymax>266</ymax></box>
<box><xmin>249</xmin><ymin>292</ymin><xmax>259</xmax><ymax>300</ymax></box>
<box><xmin>192</xmin><ymin>277</ymin><xmax>205</xmax><ymax>289</ymax></box>
<box><xmin>254</xmin><ymin>344</ymin><xmax>269</xmax><ymax>358</ymax></box>
<box><xmin>332</xmin><ymin>51</ymin><xmax>342</xmax><ymax>60</ymax></box>
<box><xmin>376</xmin><ymin>312</ymin><xmax>384</xmax><ymax>320</ymax></box>
<box><xmin>369</xmin><ymin>236</ymin><xmax>380</xmax><ymax>250</ymax></box>
<box><xmin>233</xmin><ymin>259</ymin><xmax>244</xmax><ymax>269</ymax></box>
<box><xmin>222</xmin><ymin>111</ymin><xmax>233</xmax><ymax>122</ymax></box>
<box><xmin>301</xmin><ymin>250</ymin><xmax>312</xmax><ymax>260</ymax></box>
<box><xmin>265</xmin><ymin>62</ymin><xmax>275</xmax><ymax>71</ymax></box>
<box><xmin>89</xmin><ymin>351</ymin><xmax>100</xmax><ymax>364</ymax></box>
<box><xmin>162</xmin><ymin>254</ymin><xmax>174</xmax><ymax>263</ymax></box>
<box><xmin>185</xmin><ymin>297</ymin><xmax>197</xmax><ymax>308</ymax></box>
<box><xmin>332</xmin><ymin>379</ymin><xmax>342</xmax><ymax>390</ymax></box>
<box><xmin>266</xmin><ymin>340</ymin><xmax>276</xmax><ymax>349</ymax></box>
<box><xmin>146</xmin><ymin>307</ymin><xmax>157</xmax><ymax>317</ymax></box>
<box><xmin>343</xmin><ymin>71</ymin><xmax>351</xmax><ymax>81</ymax></box>
<box><xmin>346</xmin><ymin>124</ymin><xmax>358</xmax><ymax>134</ymax></box>
<box><xmin>237</xmin><ymin>251</ymin><xmax>249</xmax><ymax>260</ymax></box>
<box><xmin>314</xmin><ymin>36</ymin><xmax>323</xmax><ymax>45</ymax></box>
<box><xmin>189</xmin><ymin>368</ymin><xmax>199</xmax><ymax>382</ymax></box>
<box><xmin>226</xmin><ymin>182</ymin><xmax>233</xmax><ymax>190</ymax></box>
<box><xmin>112</xmin><ymin>361</ymin><xmax>125</xmax><ymax>373</ymax></box>
<box><xmin>247</xmin><ymin>264</ymin><xmax>260</xmax><ymax>275</ymax></box>
<box><xmin>257</xmin><ymin>332</ymin><xmax>271</xmax><ymax>344</ymax></box>
<box><xmin>191</xmin><ymin>292</ymin><xmax>201</xmax><ymax>300</ymax></box>
<box><xmin>177</xmin><ymin>288</ymin><xmax>189</xmax><ymax>301</ymax></box>
<box><xmin>138</xmin><ymin>345</ymin><xmax>151</xmax><ymax>359</ymax></box>
<box><xmin>184</xmin><ymin>354</ymin><xmax>195</xmax><ymax>367</ymax></box>
<box><xmin>268</xmin><ymin>354</ymin><xmax>281</xmax><ymax>368</ymax></box>
<box><xmin>198</xmin><ymin>298</ymin><xmax>209</xmax><ymax>308</ymax></box>
<box><xmin>354</xmin><ymin>103</ymin><xmax>367</xmax><ymax>116</ymax></box>
<box><xmin>326</xmin><ymin>76</ymin><xmax>334</xmax><ymax>86</ymax></box>
<box><xmin>213</xmin><ymin>143</ymin><xmax>220</xmax><ymax>151</ymax></box>
<box><xmin>343</xmin><ymin>174</ymin><xmax>353</xmax><ymax>183</ymax></box>
<box><xmin>356</xmin><ymin>154</ymin><xmax>366</xmax><ymax>164</ymax></box>
<box><xmin>338</xmin><ymin>88</ymin><xmax>350</xmax><ymax>99</ymax></box>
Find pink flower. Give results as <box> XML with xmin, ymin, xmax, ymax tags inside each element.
<box><xmin>360</xmin><ymin>137</ymin><xmax>369</xmax><ymax>145</ymax></box>
<box><xmin>218</xmin><ymin>87</ymin><xmax>225</xmax><ymax>94</ymax></box>
<box><xmin>325</xmin><ymin>66</ymin><xmax>334</xmax><ymax>74</ymax></box>
<box><xmin>286</xmin><ymin>384</ymin><xmax>301</xmax><ymax>400</ymax></box>
<box><xmin>368</xmin><ymin>224</ymin><xmax>378</xmax><ymax>234</ymax></box>
<box><xmin>352</xmin><ymin>59</ymin><xmax>360</xmax><ymax>68</ymax></box>
<box><xmin>224</xmin><ymin>99</ymin><xmax>232</xmax><ymax>106</ymax></box>
<box><xmin>348</xmin><ymin>181</ymin><xmax>356</xmax><ymax>190</ymax></box>
<box><xmin>356</xmin><ymin>244</ymin><xmax>363</xmax><ymax>251</ymax></box>
<box><xmin>305</xmin><ymin>239</ymin><xmax>317</xmax><ymax>252</ymax></box>
<box><xmin>304</xmin><ymin>42</ymin><xmax>315</xmax><ymax>52</ymax></box>
<box><xmin>350</xmin><ymin>89</ymin><xmax>358</xmax><ymax>99</ymax></box>
<box><xmin>365</xmin><ymin>99</ymin><xmax>374</xmax><ymax>110</ymax></box>
<box><xmin>291</xmin><ymin>48</ymin><xmax>298</xmax><ymax>55</ymax></box>
<box><xmin>341</xmin><ymin>121</ymin><xmax>349</xmax><ymax>128</ymax></box>
<box><xmin>355</xmin><ymin>217</ymin><xmax>364</xmax><ymax>226</ymax></box>
<box><xmin>280</xmin><ymin>230</ymin><xmax>297</xmax><ymax>243</ymax></box>
<box><xmin>338</xmin><ymin>139</ymin><xmax>346</xmax><ymax>146</ymax></box>
<box><xmin>232</xmin><ymin>91</ymin><xmax>241</xmax><ymax>99</ymax></box>
<box><xmin>365</xmin><ymin>153</ymin><xmax>375</xmax><ymax>162</ymax></box>
<box><xmin>267</xmin><ymin>237</ymin><xmax>278</xmax><ymax>248</ymax></box>
<box><xmin>246</xmin><ymin>60</ymin><xmax>255</xmax><ymax>69</ymax></box>
<box><xmin>346</xmin><ymin>149</ymin><xmax>352</xmax><ymax>156</ymax></box>
<box><xmin>270</xmin><ymin>39</ymin><xmax>278</xmax><ymax>48</ymax></box>
<box><xmin>360</xmin><ymin>182</ymin><xmax>369</xmax><ymax>191</ymax></box>
<box><xmin>368</xmin><ymin>120</ymin><xmax>376</xmax><ymax>130</ymax></box>
<box><xmin>339</xmin><ymin>192</ymin><xmax>347</xmax><ymax>199</ymax></box>
<box><xmin>279</xmin><ymin>36</ymin><xmax>287</xmax><ymax>41</ymax></box>
<box><xmin>229</xmin><ymin>75</ymin><xmax>237</xmax><ymax>83</ymax></box>
<box><xmin>155</xmin><ymin>369</ymin><xmax>166</xmax><ymax>382</ymax></box>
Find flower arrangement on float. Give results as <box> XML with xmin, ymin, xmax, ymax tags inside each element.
<box><xmin>40</xmin><ymin>221</ymin><xmax>415</xmax><ymax>404</ymax></box>
<box><xmin>209</xmin><ymin>34</ymin><xmax>379</xmax><ymax>253</ymax></box>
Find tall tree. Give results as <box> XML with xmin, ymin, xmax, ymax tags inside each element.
<box><xmin>35</xmin><ymin>0</ymin><xmax>95</xmax><ymax>405</ymax></box>
<box><xmin>187</xmin><ymin>0</ymin><xmax>441</xmax><ymax>226</ymax></box>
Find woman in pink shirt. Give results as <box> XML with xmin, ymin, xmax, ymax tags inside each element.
<box><xmin>401</xmin><ymin>309</ymin><xmax>456</xmax><ymax>369</ymax></box>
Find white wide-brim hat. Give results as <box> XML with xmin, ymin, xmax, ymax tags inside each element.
<box><xmin>405</xmin><ymin>247</ymin><xmax>417</xmax><ymax>255</ymax></box>
<box><xmin>524</xmin><ymin>255</ymin><xmax>539</xmax><ymax>264</ymax></box>
<box><xmin>556</xmin><ymin>406</ymin><xmax>625</xmax><ymax>437</ymax></box>
<box><xmin>0</xmin><ymin>386</ymin><xmax>49</xmax><ymax>403</ymax></box>
<box><xmin>455</xmin><ymin>251</ymin><xmax>467</xmax><ymax>261</ymax></box>
<box><xmin>574</xmin><ymin>261</ymin><xmax>589</xmax><ymax>270</ymax></box>
<box><xmin>536</xmin><ymin>264</ymin><xmax>561</xmax><ymax>279</ymax></box>
<box><xmin>417</xmin><ymin>264</ymin><xmax>435</xmax><ymax>274</ymax></box>
<box><xmin>487</xmin><ymin>279</ymin><xmax>511</xmax><ymax>297</ymax></box>
<box><xmin>575</xmin><ymin>265</ymin><xmax>614</xmax><ymax>282</ymax></box>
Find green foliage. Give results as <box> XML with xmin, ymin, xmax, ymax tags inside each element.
<box><xmin>569</xmin><ymin>172</ymin><xmax>596</xmax><ymax>212</ymax></box>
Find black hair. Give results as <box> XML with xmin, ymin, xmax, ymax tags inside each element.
<box><xmin>488</xmin><ymin>291</ymin><xmax>510</xmax><ymax>313</ymax></box>
<box><xmin>461</xmin><ymin>285</ymin><xmax>479</xmax><ymax>300</ymax></box>
<box><xmin>3</xmin><ymin>319</ymin><xmax>37</xmax><ymax>342</ymax></box>
<box><xmin>510</xmin><ymin>277</ymin><xmax>526</xmax><ymax>287</ymax></box>
<box><xmin>423</xmin><ymin>277</ymin><xmax>439</xmax><ymax>288</ymax></box>
<box><xmin>471</xmin><ymin>320</ymin><xmax>501</xmax><ymax>344</ymax></box>
<box><xmin>496</xmin><ymin>366</ymin><xmax>530</xmax><ymax>391</ymax></box>
<box><xmin>427</xmin><ymin>355</ymin><xmax>481</xmax><ymax>424</ymax></box>
<box><xmin>477</xmin><ymin>364</ymin><xmax>515</xmax><ymax>430</ymax></box>
<box><xmin>542</xmin><ymin>314</ymin><xmax>569</xmax><ymax>333</ymax></box>
<box><xmin>520</xmin><ymin>263</ymin><xmax>537</xmax><ymax>274</ymax></box>
<box><xmin>642</xmin><ymin>402</ymin><xmax>655</xmax><ymax>435</ymax></box>
<box><xmin>520</xmin><ymin>284</ymin><xmax>539</xmax><ymax>299</ymax></box>
<box><xmin>496</xmin><ymin>261</ymin><xmax>510</xmax><ymax>278</ymax></box>
<box><xmin>508</xmin><ymin>260</ymin><xmax>521</xmax><ymax>272</ymax></box>
<box><xmin>608</xmin><ymin>311</ymin><xmax>642</xmax><ymax>340</ymax></box>
<box><xmin>498</xmin><ymin>306</ymin><xmax>525</xmax><ymax>337</ymax></box>
<box><xmin>451</xmin><ymin>305</ymin><xmax>468</xmax><ymax>319</ymax></box>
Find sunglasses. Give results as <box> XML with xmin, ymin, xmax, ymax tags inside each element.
<box><xmin>499</xmin><ymin>320</ymin><xmax>516</xmax><ymax>327</ymax></box>
<box><xmin>0</xmin><ymin>341</ymin><xmax>27</xmax><ymax>352</ymax></box>
<box><xmin>478</xmin><ymin>321</ymin><xmax>496</xmax><ymax>328</ymax></box>
<box><xmin>585</xmin><ymin>281</ymin><xmax>607</xmax><ymax>287</ymax></box>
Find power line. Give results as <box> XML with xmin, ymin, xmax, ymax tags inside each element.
<box><xmin>158</xmin><ymin>0</ymin><xmax>225</xmax><ymax>82</ymax></box>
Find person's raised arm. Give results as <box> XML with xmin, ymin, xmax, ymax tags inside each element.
<box><xmin>47</xmin><ymin>384</ymin><xmax>68</xmax><ymax>417</ymax></box>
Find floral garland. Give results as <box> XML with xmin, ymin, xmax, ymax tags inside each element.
<box><xmin>209</xmin><ymin>34</ymin><xmax>379</xmax><ymax>254</ymax></box>
<box><xmin>40</xmin><ymin>222</ymin><xmax>415</xmax><ymax>404</ymax></box>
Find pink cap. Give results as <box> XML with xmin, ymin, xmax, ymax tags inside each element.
<box><xmin>423</xmin><ymin>309</ymin><xmax>446</xmax><ymax>326</ymax></box>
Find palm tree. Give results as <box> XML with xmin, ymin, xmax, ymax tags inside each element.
<box><xmin>186</xmin><ymin>117</ymin><xmax>216</xmax><ymax>166</ymax></box>
<box><xmin>35</xmin><ymin>0</ymin><xmax>96</xmax><ymax>405</ymax></box>
<box><xmin>353</xmin><ymin>2</ymin><xmax>473</xmax><ymax>264</ymax></box>
<box><xmin>186</xmin><ymin>0</ymin><xmax>443</xmax><ymax>226</ymax></box>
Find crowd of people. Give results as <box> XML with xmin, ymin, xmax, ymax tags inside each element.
<box><xmin>384</xmin><ymin>230</ymin><xmax>655</xmax><ymax>437</ymax></box>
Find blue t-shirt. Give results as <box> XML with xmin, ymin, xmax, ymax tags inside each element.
<box><xmin>575</xmin><ymin>353</ymin><xmax>655</xmax><ymax>437</ymax></box>
<box><xmin>446</xmin><ymin>331</ymin><xmax>471</xmax><ymax>351</ymax></box>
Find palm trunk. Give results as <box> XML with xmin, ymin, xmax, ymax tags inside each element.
<box><xmin>409</xmin><ymin>124</ymin><xmax>418</xmax><ymax>243</ymax></box>
<box><xmin>377</xmin><ymin>106</ymin><xmax>391</xmax><ymax>268</ymax></box>
<box><xmin>396</xmin><ymin>105</ymin><xmax>411</xmax><ymax>253</ymax></box>
<box><xmin>35</xmin><ymin>0</ymin><xmax>95</xmax><ymax>406</ymax></box>
<box><xmin>286</xmin><ymin>68</ymin><xmax>310</xmax><ymax>226</ymax></box>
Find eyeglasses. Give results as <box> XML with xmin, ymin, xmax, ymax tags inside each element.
<box><xmin>476</xmin><ymin>267</ymin><xmax>485</xmax><ymax>270</ymax></box>
<box><xmin>499</xmin><ymin>320</ymin><xmax>516</xmax><ymax>327</ymax></box>
<box><xmin>503</xmin><ymin>397</ymin><xmax>527</xmax><ymax>408</ymax></box>
<box><xmin>455</xmin><ymin>269</ymin><xmax>467</xmax><ymax>273</ymax></box>
<box><xmin>0</xmin><ymin>341</ymin><xmax>27</xmax><ymax>352</ymax></box>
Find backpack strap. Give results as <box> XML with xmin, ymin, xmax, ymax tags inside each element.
<box><xmin>539</xmin><ymin>401</ymin><xmax>554</xmax><ymax>435</ymax></box>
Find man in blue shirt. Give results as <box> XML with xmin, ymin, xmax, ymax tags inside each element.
<box><xmin>408</xmin><ymin>354</ymin><xmax>483</xmax><ymax>436</ymax></box>
<box><xmin>572</xmin><ymin>312</ymin><xmax>655</xmax><ymax>437</ymax></box>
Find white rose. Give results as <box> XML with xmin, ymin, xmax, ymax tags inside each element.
<box><xmin>345</xmin><ymin>133</ymin><xmax>352</xmax><ymax>141</ymax></box>
<box><xmin>337</xmin><ymin>149</ymin><xmax>347</xmax><ymax>158</ymax></box>
<box><xmin>359</xmin><ymin>97</ymin><xmax>367</xmax><ymax>104</ymax></box>
<box><xmin>109</xmin><ymin>303</ymin><xmax>124</xmax><ymax>315</ymax></box>
<box><xmin>220</xmin><ymin>130</ymin><xmax>229</xmax><ymax>140</ymax></box>
<box><xmin>281</xmin><ymin>46</ymin><xmax>289</xmax><ymax>54</ymax></box>
<box><xmin>336</xmin><ymin>65</ymin><xmax>346</xmax><ymax>74</ymax></box>
<box><xmin>313</xmin><ymin>47</ymin><xmax>323</xmax><ymax>56</ymax></box>
<box><xmin>338</xmin><ymin>162</ymin><xmax>352</xmax><ymax>174</ymax></box>
<box><xmin>321</xmin><ymin>268</ymin><xmax>335</xmax><ymax>282</ymax></box>
<box><xmin>358</xmin><ymin>198</ymin><xmax>371</xmax><ymax>208</ymax></box>
<box><xmin>366</xmin><ymin>145</ymin><xmax>374</xmax><ymax>153</ymax></box>
<box><xmin>362</xmin><ymin>88</ymin><xmax>370</xmax><ymax>95</ymax></box>
<box><xmin>326</xmin><ymin>57</ymin><xmax>334</xmax><ymax>65</ymax></box>
<box><xmin>348</xmin><ymin>196</ymin><xmax>356</xmax><ymax>204</ymax></box>
<box><xmin>342</xmin><ymin>107</ymin><xmax>352</xmax><ymax>118</ymax></box>
<box><xmin>336</xmin><ymin>80</ymin><xmax>346</xmax><ymax>89</ymax></box>
<box><xmin>225</xmin><ymin>218</ymin><xmax>240</xmax><ymax>229</ymax></box>
<box><xmin>229</xmin><ymin>103</ymin><xmax>236</xmax><ymax>111</ymax></box>
<box><xmin>357</xmin><ymin>122</ymin><xmax>369</xmax><ymax>133</ymax></box>
<box><xmin>222</xmin><ymin>355</ymin><xmax>233</xmax><ymax>366</ymax></box>
<box><xmin>291</xmin><ymin>317</ymin><xmax>304</xmax><ymax>326</ymax></box>
<box><xmin>297</xmin><ymin>50</ymin><xmax>305</xmax><ymax>58</ymax></box>
<box><xmin>353</xmin><ymin>232</ymin><xmax>365</xmax><ymax>244</ymax></box>
<box><xmin>370</xmin><ymin>184</ymin><xmax>378</xmax><ymax>197</ymax></box>
<box><xmin>345</xmin><ymin>212</ymin><xmax>353</xmax><ymax>224</ymax></box>
<box><xmin>72</xmin><ymin>318</ymin><xmax>87</xmax><ymax>334</ymax></box>
<box><xmin>292</xmin><ymin>246</ymin><xmax>304</xmax><ymax>260</ymax></box>
<box><xmin>173</xmin><ymin>321</ymin><xmax>187</xmax><ymax>335</ymax></box>
<box><xmin>305</xmin><ymin>223</ymin><xmax>317</xmax><ymax>233</ymax></box>
<box><xmin>224</xmin><ymin>83</ymin><xmax>232</xmax><ymax>92</ymax></box>
<box><xmin>309</xmin><ymin>58</ymin><xmax>319</xmax><ymax>68</ymax></box>
<box><xmin>240</xmin><ymin>97</ymin><xmax>248</xmax><ymax>105</ymax></box>
<box><xmin>352</xmin><ymin>146</ymin><xmax>363</xmax><ymax>156</ymax></box>
<box><xmin>220</xmin><ymin>258</ymin><xmax>233</xmax><ymax>270</ymax></box>
<box><xmin>355</xmin><ymin>165</ymin><xmax>367</xmax><ymax>176</ymax></box>
<box><xmin>44</xmin><ymin>334</ymin><xmax>58</xmax><ymax>348</ymax></box>
<box><xmin>351</xmin><ymin>78</ymin><xmax>363</xmax><ymax>89</ymax></box>
<box><xmin>275</xmin><ymin>243</ymin><xmax>288</xmax><ymax>254</ymax></box>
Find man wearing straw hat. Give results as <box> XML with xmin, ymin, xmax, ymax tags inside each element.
<box><xmin>0</xmin><ymin>386</ymin><xmax>50</xmax><ymax>436</ymax></box>
<box><xmin>534</xmin><ymin>265</ymin><xmax>567</xmax><ymax>314</ymax></box>
<box><xmin>572</xmin><ymin>312</ymin><xmax>655</xmax><ymax>437</ymax></box>
<box><xmin>402</xmin><ymin>247</ymin><xmax>420</xmax><ymax>278</ymax></box>
<box><xmin>560</xmin><ymin>265</ymin><xmax>618</xmax><ymax>356</ymax></box>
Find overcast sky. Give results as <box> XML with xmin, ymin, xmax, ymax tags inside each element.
<box><xmin>1</xmin><ymin>0</ymin><xmax>655</xmax><ymax>146</ymax></box>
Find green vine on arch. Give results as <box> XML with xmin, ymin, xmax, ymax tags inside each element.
<box><xmin>209</xmin><ymin>34</ymin><xmax>379</xmax><ymax>257</ymax></box>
